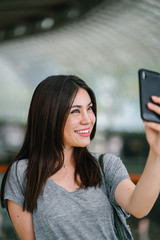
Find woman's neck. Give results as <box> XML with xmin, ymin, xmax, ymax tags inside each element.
<box><xmin>63</xmin><ymin>147</ymin><xmax>75</xmax><ymax>167</ymax></box>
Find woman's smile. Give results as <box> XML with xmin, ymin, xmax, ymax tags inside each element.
<box><xmin>75</xmin><ymin>128</ymin><xmax>91</xmax><ymax>137</ymax></box>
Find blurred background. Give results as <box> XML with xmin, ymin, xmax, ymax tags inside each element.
<box><xmin>0</xmin><ymin>0</ymin><xmax>160</xmax><ymax>239</ymax></box>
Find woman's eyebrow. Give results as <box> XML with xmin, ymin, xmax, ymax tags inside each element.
<box><xmin>71</xmin><ymin>101</ymin><xmax>92</xmax><ymax>108</ymax></box>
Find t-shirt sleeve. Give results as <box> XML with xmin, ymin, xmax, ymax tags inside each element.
<box><xmin>102</xmin><ymin>153</ymin><xmax>130</xmax><ymax>207</ymax></box>
<box><xmin>4</xmin><ymin>159</ymin><xmax>28</xmax><ymax>208</ymax></box>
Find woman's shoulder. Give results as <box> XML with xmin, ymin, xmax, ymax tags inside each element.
<box><xmin>4</xmin><ymin>159</ymin><xmax>28</xmax><ymax>205</ymax></box>
<box><xmin>92</xmin><ymin>152</ymin><xmax>120</xmax><ymax>163</ymax></box>
<box><xmin>8</xmin><ymin>159</ymin><xmax>28</xmax><ymax>179</ymax></box>
<box><xmin>92</xmin><ymin>152</ymin><xmax>129</xmax><ymax>181</ymax></box>
<box><xmin>92</xmin><ymin>152</ymin><xmax>124</xmax><ymax>173</ymax></box>
<box><xmin>11</xmin><ymin>159</ymin><xmax>28</xmax><ymax>169</ymax></box>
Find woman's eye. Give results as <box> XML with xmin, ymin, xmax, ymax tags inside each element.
<box><xmin>88</xmin><ymin>106</ymin><xmax>93</xmax><ymax>111</ymax></box>
<box><xmin>70</xmin><ymin>109</ymin><xmax>80</xmax><ymax>114</ymax></box>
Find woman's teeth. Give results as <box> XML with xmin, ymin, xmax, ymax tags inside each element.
<box><xmin>75</xmin><ymin>130</ymin><xmax>89</xmax><ymax>134</ymax></box>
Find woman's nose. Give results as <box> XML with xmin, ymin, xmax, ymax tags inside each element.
<box><xmin>81</xmin><ymin>111</ymin><xmax>91</xmax><ymax>124</ymax></box>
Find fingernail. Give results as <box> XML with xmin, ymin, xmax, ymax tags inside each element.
<box><xmin>152</xmin><ymin>96</ymin><xmax>158</xmax><ymax>100</ymax></box>
<box><xmin>148</xmin><ymin>102</ymin><xmax>154</xmax><ymax>108</ymax></box>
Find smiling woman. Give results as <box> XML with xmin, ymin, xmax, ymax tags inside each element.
<box><xmin>1</xmin><ymin>75</ymin><xmax>160</xmax><ymax>240</ymax></box>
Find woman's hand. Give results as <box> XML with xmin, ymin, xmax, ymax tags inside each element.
<box><xmin>144</xmin><ymin>96</ymin><xmax>160</xmax><ymax>156</ymax></box>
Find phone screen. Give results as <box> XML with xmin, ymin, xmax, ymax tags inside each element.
<box><xmin>139</xmin><ymin>69</ymin><xmax>160</xmax><ymax>123</ymax></box>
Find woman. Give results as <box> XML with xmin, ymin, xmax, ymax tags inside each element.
<box><xmin>1</xmin><ymin>75</ymin><xmax>160</xmax><ymax>240</ymax></box>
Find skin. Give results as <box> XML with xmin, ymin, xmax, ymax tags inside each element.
<box><xmin>8</xmin><ymin>92</ymin><xmax>160</xmax><ymax>239</ymax></box>
<box><xmin>7</xmin><ymin>201</ymin><xmax>35</xmax><ymax>240</ymax></box>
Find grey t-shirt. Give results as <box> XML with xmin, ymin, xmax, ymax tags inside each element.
<box><xmin>4</xmin><ymin>153</ymin><xmax>131</xmax><ymax>240</ymax></box>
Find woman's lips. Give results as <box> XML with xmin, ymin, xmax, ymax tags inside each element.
<box><xmin>75</xmin><ymin>128</ymin><xmax>91</xmax><ymax>137</ymax></box>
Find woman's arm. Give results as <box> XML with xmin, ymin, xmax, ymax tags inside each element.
<box><xmin>115</xmin><ymin>96</ymin><xmax>160</xmax><ymax>219</ymax></box>
<box><xmin>8</xmin><ymin>200</ymin><xmax>35</xmax><ymax>240</ymax></box>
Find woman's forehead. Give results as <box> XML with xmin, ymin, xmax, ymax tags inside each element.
<box><xmin>72</xmin><ymin>88</ymin><xmax>91</xmax><ymax>105</ymax></box>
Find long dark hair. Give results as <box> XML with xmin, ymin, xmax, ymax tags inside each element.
<box><xmin>1</xmin><ymin>75</ymin><xmax>102</xmax><ymax>212</ymax></box>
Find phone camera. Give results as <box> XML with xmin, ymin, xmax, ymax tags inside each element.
<box><xmin>142</xmin><ymin>71</ymin><xmax>146</xmax><ymax>79</ymax></box>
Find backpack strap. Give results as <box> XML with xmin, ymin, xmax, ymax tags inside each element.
<box><xmin>98</xmin><ymin>154</ymin><xmax>104</xmax><ymax>173</ymax></box>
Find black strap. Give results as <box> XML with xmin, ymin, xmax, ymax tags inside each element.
<box><xmin>98</xmin><ymin>154</ymin><xmax>126</xmax><ymax>240</ymax></box>
<box><xmin>98</xmin><ymin>154</ymin><xmax>104</xmax><ymax>173</ymax></box>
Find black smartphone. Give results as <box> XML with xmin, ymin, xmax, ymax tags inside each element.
<box><xmin>139</xmin><ymin>68</ymin><xmax>160</xmax><ymax>123</ymax></box>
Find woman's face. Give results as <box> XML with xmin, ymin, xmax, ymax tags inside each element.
<box><xmin>63</xmin><ymin>88</ymin><xmax>96</xmax><ymax>151</ymax></box>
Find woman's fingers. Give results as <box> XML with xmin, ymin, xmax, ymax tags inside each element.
<box><xmin>151</xmin><ymin>96</ymin><xmax>160</xmax><ymax>104</ymax></box>
<box><xmin>147</xmin><ymin>102</ymin><xmax>160</xmax><ymax>115</ymax></box>
<box><xmin>143</xmin><ymin>120</ymin><xmax>160</xmax><ymax>132</ymax></box>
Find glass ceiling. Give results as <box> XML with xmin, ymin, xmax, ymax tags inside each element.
<box><xmin>0</xmin><ymin>0</ymin><xmax>160</xmax><ymax>131</ymax></box>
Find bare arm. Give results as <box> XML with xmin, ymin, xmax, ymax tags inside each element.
<box><xmin>8</xmin><ymin>200</ymin><xmax>35</xmax><ymax>240</ymax></box>
<box><xmin>115</xmin><ymin>96</ymin><xmax>160</xmax><ymax>219</ymax></box>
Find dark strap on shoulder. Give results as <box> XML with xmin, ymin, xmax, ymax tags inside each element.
<box><xmin>98</xmin><ymin>154</ymin><xmax>104</xmax><ymax>173</ymax></box>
